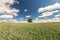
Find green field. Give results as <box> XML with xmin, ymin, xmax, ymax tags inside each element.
<box><xmin>0</xmin><ymin>22</ymin><xmax>60</xmax><ymax>40</ymax></box>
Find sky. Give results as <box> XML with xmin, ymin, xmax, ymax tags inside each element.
<box><xmin>0</xmin><ymin>0</ymin><xmax>60</xmax><ymax>23</ymax></box>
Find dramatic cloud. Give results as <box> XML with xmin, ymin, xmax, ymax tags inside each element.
<box><xmin>38</xmin><ymin>3</ymin><xmax>60</xmax><ymax>13</ymax></box>
<box><xmin>0</xmin><ymin>0</ymin><xmax>19</xmax><ymax>19</ymax></box>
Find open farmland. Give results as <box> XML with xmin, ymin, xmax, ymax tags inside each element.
<box><xmin>0</xmin><ymin>23</ymin><xmax>60</xmax><ymax>40</ymax></box>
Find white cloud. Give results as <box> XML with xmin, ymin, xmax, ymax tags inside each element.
<box><xmin>19</xmin><ymin>18</ymin><xmax>24</xmax><ymax>21</ymax></box>
<box><xmin>20</xmin><ymin>21</ymin><xmax>28</xmax><ymax>23</ymax></box>
<box><xmin>4</xmin><ymin>19</ymin><xmax>19</xmax><ymax>23</ymax></box>
<box><xmin>0</xmin><ymin>0</ymin><xmax>15</xmax><ymax>5</ymax></box>
<box><xmin>38</xmin><ymin>3</ymin><xmax>60</xmax><ymax>18</ymax></box>
<box><xmin>20</xmin><ymin>18</ymin><xmax>24</xmax><ymax>20</ymax></box>
<box><xmin>3</xmin><ymin>20</ymin><xmax>8</xmax><ymax>22</ymax></box>
<box><xmin>38</xmin><ymin>3</ymin><xmax>60</xmax><ymax>13</ymax></box>
<box><xmin>0</xmin><ymin>15</ymin><xmax>13</xmax><ymax>19</ymax></box>
<box><xmin>0</xmin><ymin>20</ymin><xmax>8</xmax><ymax>22</ymax></box>
<box><xmin>24</xmin><ymin>9</ymin><xmax>27</xmax><ymax>12</ymax></box>
<box><xmin>53</xmin><ymin>10</ymin><xmax>59</xmax><ymax>13</ymax></box>
<box><xmin>42</xmin><ymin>12</ymin><xmax>53</xmax><ymax>17</ymax></box>
<box><xmin>35</xmin><ymin>18</ymin><xmax>39</xmax><ymax>20</ymax></box>
<box><xmin>45</xmin><ymin>18</ymin><xmax>60</xmax><ymax>22</ymax></box>
<box><xmin>55</xmin><ymin>14</ymin><xmax>60</xmax><ymax>17</ymax></box>
<box><xmin>36</xmin><ymin>2</ymin><xmax>60</xmax><ymax>23</ymax></box>
<box><xmin>0</xmin><ymin>0</ymin><xmax>19</xmax><ymax>19</ymax></box>
<box><xmin>39</xmin><ymin>10</ymin><xmax>59</xmax><ymax>17</ymax></box>
<box><xmin>10</xmin><ymin>19</ymin><xmax>28</xmax><ymax>23</ymax></box>
<box><xmin>33</xmin><ymin>18</ymin><xmax>60</xmax><ymax>23</ymax></box>
<box><xmin>38</xmin><ymin>16</ymin><xmax>43</xmax><ymax>18</ymax></box>
<box><xmin>11</xmin><ymin>19</ymin><xmax>19</xmax><ymax>23</ymax></box>
<box><xmin>8</xmin><ymin>18</ymin><xmax>28</xmax><ymax>23</ymax></box>
<box><xmin>26</xmin><ymin>15</ymin><xmax>31</xmax><ymax>18</ymax></box>
<box><xmin>16</xmin><ymin>1</ymin><xmax>20</xmax><ymax>4</ymax></box>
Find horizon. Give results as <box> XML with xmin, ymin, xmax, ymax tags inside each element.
<box><xmin>0</xmin><ymin>0</ymin><xmax>60</xmax><ymax>23</ymax></box>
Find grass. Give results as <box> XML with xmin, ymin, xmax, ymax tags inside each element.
<box><xmin>0</xmin><ymin>22</ymin><xmax>60</xmax><ymax>40</ymax></box>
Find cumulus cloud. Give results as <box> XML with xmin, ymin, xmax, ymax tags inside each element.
<box><xmin>38</xmin><ymin>2</ymin><xmax>60</xmax><ymax>17</ymax></box>
<box><xmin>33</xmin><ymin>17</ymin><xmax>60</xmax><ymax>23</ymax></box>
<box><xmin>0</xmin><ymin>0</ymin><xmax>19</xmax><ymax>19</ymax></box>
<box><xmin>42</xmin><ymin>12</ymin><xmax>53</xmax><ymax>17</ymax></box>
<box><xmin>38</xmin><ymin>3</ymin><xmax>60</xmax><ymax>13</ymax></box>
<box><xmin>55</xmin><ymin>14</ymin><xmax>60</xmax><ymax>17</ymax></box>
<box><xmin>39</xmin><ymin>10</ymin><xmax>59</xmax><ymax>17</ymax></box>
<box><xmin>37</xmin><ymin>2</ymin><xmax>60</xmax><ymax>23</ymax></box>
<box><xmin>26</xmin><ymin>15</ymin><xmax>31</xmax><ymax>18</ymax></box>
<box><xmin>45</xmin><ymin>18</ymin><xmax>60</xmax><ymax>22</ymax></box>
<box><xmin>0</xmin><ymin>15</ymin><xmax>13</xmax><ymax>19</ymax></box>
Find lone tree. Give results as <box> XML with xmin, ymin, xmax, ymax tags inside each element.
<box><xmin>28</xmin><ymin>18</ymin><xmax>32</xmax><ymax>22</ymax></box>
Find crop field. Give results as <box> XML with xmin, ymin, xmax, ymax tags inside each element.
<box><xmin>0</xmin><ymin>22</ymin><xmax>60</xmax><ymax>40</ymax></box>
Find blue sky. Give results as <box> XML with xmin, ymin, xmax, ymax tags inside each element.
<box><xmin>12</xmin><ymin>0</ymin><xmax>59</xmax><ymax>19</ymax></box>
<box><xmin>13</xmin><ymin>0</ymin><xmax>56</xmax><ymax>20</ymax></box>
<box><xmin>0</xmin><ymin>0</ymin><xmax>60</xmax><ymax>22</ymax></box>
